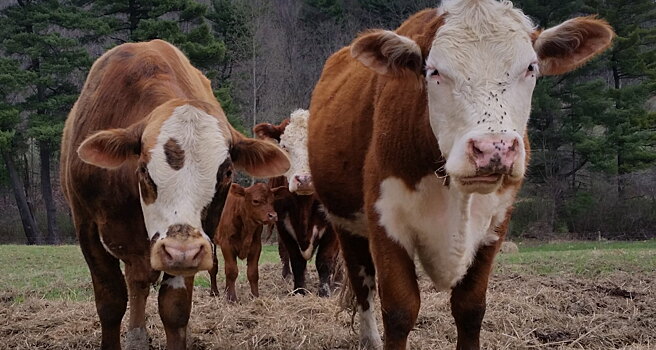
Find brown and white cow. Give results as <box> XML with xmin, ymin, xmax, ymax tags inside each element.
<box><xmin>308</xmin><ymin>2</ymin><xmax>614</xmax><ymax>349</ymax></box>
<box><xmin>210</xmin><ymin>183</ymin><xmax>279</xmax><ymax>302</ymax></box>
<box><xmin>255</xmin><ymin>110</ymin><xmax>340</xmax><ymax>297</ymax></box>
<box><xmin>60</xmin><ymin>39</ymin><xmax>289</xmax><ymax>349</ymax></box>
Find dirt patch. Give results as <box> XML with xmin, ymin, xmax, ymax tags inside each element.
<box><xmin>1</xmin><ymin>264</ymin><xmax>654</xmax><ymax>349</ymax></box>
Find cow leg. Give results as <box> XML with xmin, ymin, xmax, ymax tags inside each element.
<box><xmin>247</xmin><ymin>234</ymin><xmax>262</xmax><ymax>298</ymax></box>
<box><xmin>335</xmin><ymin>227</ymin><xmax>382</xmax><ymax>349</ymax></box>
<box><xmin>209</xmin><ymin>244</ymin><xmax>220</xmax><ymax>296</ymax></box>
<box><xmin>279</xmin><ymin>229</ymin><xmax>308</xmax><ymax>294</ymax></box>
<box><xmin>278</xmin><ymin>235</ymin><xmax>291</xmax><ymax>279</ymax></box>
<box><xmin>315</xmin><ymin>226</ymin><xmax>338</xmax><ymax>297</ymax></box>
<box><xmin>370</xmin><ymin>225</ymin><xmax>420</xmax><ymax>350</ymax></box>
<box><xmin>78</xmin><ymin>223</ymin><xmax>127</xmax><ymax>350</ymax></box>
<box><xmin>451</xmin><ymin>241</ymin><xmax>501</xmax><ymax>350</ymax></box>
<box><xmin>124</xmin><ymin>261</ymin><xmax>158</xmax><ymax>350</ymax></box>
<box><xmin>221</xmin><ymin>245</ymin><xmax>239</xmax><ymax>302</ymax></box>
<box><xmin>158</xmin><ymin>274</ymin><xmax>194</xmax><ymax>350</ymax></box>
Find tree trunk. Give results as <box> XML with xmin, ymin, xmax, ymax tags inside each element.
<box><xmin>39</xmin><ymin>140</ymin><xmax>60</xmax><ymax>244</ymax></box>
<box><xmin>2</xmin><ymin>150</ymin><xmax>43</xmax><ymax>244</ymax></box>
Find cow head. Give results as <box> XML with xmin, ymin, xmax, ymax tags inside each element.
<box><xmin>254</xmin><ymin>109</ymin><xmax>314</xmax><ymax>194</ymax></box>
<box><xmin>351</xmin><ymin>0</ymin><xmax>614</xmax><ymax>194</ymax></box>
<box><xmin>230</xmin><ymin>183</ymin><xmax>278</xmax><ymax>225</ymax></box>
<box><xmin>77</xmin><ymin>99</ymin><xmax>290</xmax><ymax>276</ymax></box>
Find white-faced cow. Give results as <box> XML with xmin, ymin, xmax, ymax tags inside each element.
<box><xmin>255</xmin><ymin>110</ymin><xmax>340</xmax><ymax>296</ymax></box>
<box><xmin>307</xmin><ymin>1</ymin><xmax>613</xmax><ymax>349</ymax></box>
<box><xmin>60</xmin><ymin>39</ymin><xmax>289</xmax><ymax>350</ymax></box>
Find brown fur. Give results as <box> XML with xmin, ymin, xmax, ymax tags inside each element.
<box><xmin>211</xmin><ymin>183</ymin><xmax>277</xmax><ymax>302</ymax></box>
<box><xmin>60</xmin><ymin>39</ymin><xmax>288</xmax><ymax>349</ymax></box>
<box><xmin>164</xmin><ymin>138</ymin><xmax>185</xmax><ymax>170</ymax></box>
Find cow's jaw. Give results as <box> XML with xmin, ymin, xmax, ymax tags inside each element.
<box><xmin>140</xmin><ymin>104</ymin><xmax>229</xmax><ymax>275</ymax></box>
<box><xmin>425</xmin><ymin>0</ymin><xmax>536</xmax><ymax>194</ymax></box>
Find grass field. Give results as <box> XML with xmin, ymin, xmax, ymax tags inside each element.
<box><xmin>1</xmin><ymin>240</ymin><xmax>655</xmax><ymax>349</ymax></box>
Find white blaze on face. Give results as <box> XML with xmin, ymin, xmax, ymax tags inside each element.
<box><xmin>140</xmin><ymin>104</ymin><xmax>229</xmax><ymax>241</ymax></box>
<box><xmin>425</xmin><ymin>0</ymin><xmax>536</xmax><ymax>181</ymax></box>
<box><xmin>279</xmin><ymin>109</ymin><xmax>311</xmax><ymax>193</ymax></box>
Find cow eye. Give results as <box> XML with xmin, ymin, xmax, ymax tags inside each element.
<box><xmin>430</xmin><ymin>69</ymin><xmax>439</xmax><ymax>76</ymax></box>
<box><xmin>527</xmin><ymin>64</ymin><xmax>534</xmax><ymax>72</ymax></box>
<box><xmin>252</xmin><ymin>200</ymin><xmax>260</xmax><ymax>205</ymax></box>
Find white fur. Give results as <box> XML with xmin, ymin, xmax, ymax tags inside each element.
<box><xmin>426</xmin><ymin>0</ymin><xmax>537</xmax><ymax>183</ymax></box>
<box><xmin>357</xmin><ymin>266</ymin><xmax>382</xmax><ymax>349</ymax></box>
<box><xmin>163</xmin><ymin>275</ymin><xmax>186</xmax><ymax>290</ymax></box>
<box><xmin>279</xmin><ymin>109</ymin><xmax>311</xmax><ymax>192</ymax></box>
<box><xmin>283</xmin><ymin>216</ymin><xmax>297</xmax><ymax>241</ymax></box>
<box><xmin>140</xmin><ymin>104</ymin><xmax>228</xmax><ymax>241</ymax></box>
<box><xmin>375</xmin><ymin>175</ymin><xmax>512</xmax><ymax>290</ymax></box>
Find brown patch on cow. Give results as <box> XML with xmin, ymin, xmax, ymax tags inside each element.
<box><xmin>138</xmin><ymin>163</ymin><xmax>158</xmax><ymax>205</ymax></box>
<box><xmin>164</xmin><ymin>138</ymin><xmax>185</xmax><ymax>170</ymax></box>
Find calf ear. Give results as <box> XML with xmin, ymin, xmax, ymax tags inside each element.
<box><xmin>253</xmin><ymin>118</ymin><xmax>290</xmax><ymax>141</ymax></box>
<box><xmin>351</xmin><ymin>30</ymin><xmax>423</xmax><ymax>77</ymax></box>
<box><xmin>271</xmin><ymin>186</ymin><xmax>291</xmax><ymax>199</ymax></box>
<box><xmin>534</xmin><ymin>16</ymin><xmax>614</xmax><ymax>76</ymax></box>
<box><xmin>230</xmin><ymin>137</ymin><xmax>290</xmax><ymax>178</ymax></box>
<box><xmin>230</xmin><ymin>183</ymin><xmax>245</xmax><ymax>197</ymax></box>
<box><xmin>77</xmin><ymin>122</ymin><xmax>144</xmax><ymax>169</ymax></box>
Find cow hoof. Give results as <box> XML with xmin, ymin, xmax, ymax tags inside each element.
<box><xmin>359</xmin><ymin>336</ymin><xmax>383</xmax><ymax>350</ymax></box>
<box><xmin>124</xmin><ymin>327</ymin><xmax>149</xmax><ymax>350</ymax></box>
<box><xmin>292</xmin><ymin>288</ymin><xmax>307</xmax><ymax>295</ymax></box>
<box><xmin>210</xmin><ymin>289</ymin><xmax>220</xmax><ymax>297</ymax></box>
<box><xmin>318</xmin><ymin>284</ymin><xmax>331</xmax><ymax>297</ymax></box>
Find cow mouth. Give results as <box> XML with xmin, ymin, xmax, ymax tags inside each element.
<box><xmin>458</xmin><ymin>174</ymin><xmax>502</xmax><ymax>185</ymax></box>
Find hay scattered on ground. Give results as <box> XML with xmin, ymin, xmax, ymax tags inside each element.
<box><xmin>1</xmin><ymin>263</ymin><xmax>654</xmax><ymax>349</ymax></box>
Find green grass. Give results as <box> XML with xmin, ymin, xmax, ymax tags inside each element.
<box><xmin>1</xmin><ymin>240</ymin><xmax>654</xmax><ymax>302</ymax></box>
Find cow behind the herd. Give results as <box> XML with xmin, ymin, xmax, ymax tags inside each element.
<box><xmin>255</xmin><ymin>110</ymin><xmax>340</xmax><ymax>297</ymax></box>
<box><xmin>308</xmin><ymin>1</ymin><xmax>613</xmax><ymax>350</ymax></box>
<box><xmin>58</xmin><ymin>1</ymin><xmax>616</xmax><ymax>349</ymax></box>
<box><xmin>211</xmin><ymin>183</ymin><xmax>280</xmax><ymax>302</ymax></box>
<box><xmin>60</xmin><ymin>40</ymin><xmax>289</xmax><ymax>349</ymax></box>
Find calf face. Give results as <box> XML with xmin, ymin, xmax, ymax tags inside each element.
<box><xmin>255</xmin><ymin>109</ymin><xmax>314</xmax><ymax>194</ymax></box>
<box><xmin>78</xmin><ymin>100</ymin><xmax>289</xmax><ymax>276</ymax></box>
<box><xmin>351</xmin><ymin>1</ymin><xmax>614</xmax><ymax>194</ymax></box>
<box><xmin>231</xmin><ymin>183</ymin><xmax>278</xmax><ymax>225</ymax></box>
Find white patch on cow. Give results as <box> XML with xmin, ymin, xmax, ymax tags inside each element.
<box><xmin>124</xmin><ymin>327</ymin><xmax>148</xmax><ymax>350</ymax></box>
<box><xmin>300</xmin><ymin>226</ymin><xmax>326</xmax><ymax>260</ymax></box>
<box><xmin>140</xmin><ymin>104</ymin><xmax>228</xmax><ymax>241</ymax></box>
<box><xmin>279</xmin><ymin>109</ymin><xmax>311</xmax><ymax>193</ymax></box>
<box><xmin>99</xmin><ymin>233</ymin><xmax>120</xmax><ymax>259</ymax></box>
<box><xmin>426</xmin><ymin>0</ymin><xmax>536</xmax><ymax>182</ymax></box>
<box><xmin>375</xmin><ymin>175</ymin><xmax>512</xmax><ymax>290</ymax></box>
<box><xmin>357</xmin><ymin>266</ymin><xmax>382</xmax><ymax>349</ymax></box>
<box><xmin>325</xmin><ymin>211</ymin><xmax>368</xmax><ymax>237</ymax></box>
<box><xmin>163</xmin><ymin>275</ymin><xmax>186</xmax><ymax>290</ymax></box>
<box><xmin>283</xmin><ymin>216</ymin><xmax>297</xmax><ymax>241</ymax></box>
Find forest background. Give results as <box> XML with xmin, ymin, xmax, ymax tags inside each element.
<box><xmin>0</xmin><ymin>0</ymin><xmax>654</xmax><ymax>244</ymax></box>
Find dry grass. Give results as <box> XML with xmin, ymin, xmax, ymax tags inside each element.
<box><xmin>1</xmin><ymin>261</ymin><xmax>654</xmax><ymax>350</ymax></box>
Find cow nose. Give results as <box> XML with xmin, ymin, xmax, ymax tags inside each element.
<box><xmin>294</xmin><ymin>175</ymin><xmax>312</xmax><ymax>186</ymax></box>
<box><xmin>469</xmin><ymin>136</ymin><xmax>519</xmax><ymax>174</ymax></box>
<box><xmin>161</xmin><ymin>240</ymin><xmax>204</xmax><ymax>267</ymax></box>
<box><xmin>150</xmin><ymin>224</ymin><xmax>214</xmax><ymax>275</ymax></box>
<box><xmin>268</xmin><ymin>212</ymin><xmax>278</xmax><ymax>221</ymax></box>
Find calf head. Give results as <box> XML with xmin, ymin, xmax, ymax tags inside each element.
<box><xmin>351</xmin><ymin>0</ymin><xmax>614</xmax><ymax>194</ymax></box>
<box><xmin>77</xmin><ymin>99</ymin><xmax>290</xmax><ymax>276</ymax></box>
<box><xmin>254</xmin><ymin>110</ymin><xmax>314</xmax><ymax>194</ymax></box>
<box><xmin>231</xmin><ymin>183</ymin><xmax>279</xmax><ymax>225</ymax></box>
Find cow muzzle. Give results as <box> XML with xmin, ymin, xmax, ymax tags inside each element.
<box><xmin>150</xmin><ymin>224</ymin><xmax>213</xmax><ymax>276</ymax></box>
<box><xmin>290</xmin><ymin>174</ymin><xmax>314</xmax><ymax>195</ymax></box>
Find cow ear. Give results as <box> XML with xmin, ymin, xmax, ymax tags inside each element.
<box><xmin>271</xmin><ymin>186</ymin><xmax>291</xmax><ymax>199</ymax></box>
<box><xmin>534</xmin><ymin>16</ymin><xmax>614</xmax><ymax>76</ymax></box>
<box><xmin>77</xmin><ymin>122</ymin><xmax>145</xmax><ymax>169</ymax></box>
<box><xmin>230</xmin><ymin>136</ymin><xmax>290</xmax><ymax>178</ymax></box>
<box><xmin>351</xmin><ymin>30</ymin><xmax>423</xmax><ymax>77</ymax></box>
<box><xmin>230</xmin><ymin>183</ymin><xmax>245</xmax><ymax>197</ymax></box>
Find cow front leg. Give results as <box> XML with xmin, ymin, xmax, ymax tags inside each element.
<box><xmin>124</xmin><ymin>262</ymin><xmax>158</xmax><ymax>350</ymax></box>
<box><xmin>278</xmin><ymin>235</ymin><xmax>292</xmax><ymax>279</ymax></box>
<box><xmin>451</xmin><ymin>240</ymin><xmax>501</xmax><ymax>350</ymax></box>
<box><xmin>247</xmin><ymin>233</ymin><xmax>262</xmax><ymax>298</ymax></box>
<box><xmin>221</xmin><ymin>245</ymin><xmax>239</xmax><ymax>302</ymax></box>
<box><xmin>335</xmin><ymin>227</ymin><xmax>382</xmax><ymax>349</ymax></box>
<box><xmin>370</xmin><ymin>225</ymin><xmax>420</xmax><ymax>350</ymax></box>
<box><xmin>279</xmin><ymin>229</ymin><xmax>308</xmax><ymax>294</ymax></box>
<box><xmin>158</xmin><ymin>274</ymin><xmax>194</xmax><ymax>350</ymax></box>
<box><xmin>78</xmin><ymin>223</ymin><xmax>127</xmax><ymax>350</ymax></box>
<box><xmin>209</xmin><ymin>244</ymin><xmax>220</xmax><ymax>296</ymax></box>
<box><xmin>315</xmin><ymin>226</ymin><xmax>338</xmax><ymax>297</ymax></box>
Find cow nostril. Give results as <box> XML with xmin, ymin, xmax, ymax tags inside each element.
<box><xmin>472</xmin><ymin>144</ymin><xmax>483</xmax><ymax>157</ymax></box>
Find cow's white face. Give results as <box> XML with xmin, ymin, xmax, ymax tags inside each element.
<box><xmin>350</xmin><ymin>0</ymin><xmax>614</xmax><ymax>195</ymax></box>
<box><xmin>139</xmin><ymin>103</ymin><xmax>228</xmax><ymax>244</ymax></box>
<box><xmin>278</xmin><ymin>109</ymin><xmax>314</xmax><ymax>194</ymax></box>
<box><xmin>425</xmin><ymin>1</ymin><xmax>535</xmax><ymax>193</ymax></box>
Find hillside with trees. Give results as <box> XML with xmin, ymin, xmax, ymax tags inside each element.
<box><xmin>0</xmin><ymin>0</ymin><xmax>654</xmax><ymax>243</ymax></box>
